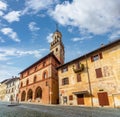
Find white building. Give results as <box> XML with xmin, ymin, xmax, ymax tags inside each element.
<box><xmin>5</xmin><ymin>77</ymin><xmax>19</xmax><ymax>102</ymax></box>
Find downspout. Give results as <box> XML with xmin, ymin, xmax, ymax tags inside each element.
<box><xmin>85</xmin><ymin>55</ymin><xmax>93</xmax><ymax>107</ymax></box>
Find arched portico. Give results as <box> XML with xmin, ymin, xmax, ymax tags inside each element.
<box><xmin>35</xmin><ymin>87</ymin><xmax>42</xmax><ymax>102</ymax></box>
<box><xmin>21</xmin><ymin>91</ymin><xmax>26</xmax><ymax>101</ymax></box>
<box><xmin>27</xmin><ymin>89</ymin><xmax>33</xmax><ymax>101</ymax></box>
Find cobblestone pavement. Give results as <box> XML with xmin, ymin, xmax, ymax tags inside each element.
<box><xmin>0</xmin><ymin>101</ymin><xmax>120</xmax><ymax>117</ymax></box>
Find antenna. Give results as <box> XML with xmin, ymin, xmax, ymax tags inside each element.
<box><xmin>56</xmin><ymin>23</ymin><xmax>58</xmax><ymax>31</ymax></box>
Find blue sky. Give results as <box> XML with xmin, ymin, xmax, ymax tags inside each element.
<box><xmin>0</xmin><ymin>0</ymin><xmax>120</xmax><ymax>82</ymax></box>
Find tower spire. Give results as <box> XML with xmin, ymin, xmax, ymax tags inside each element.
<box><xmin>56</xmin><ymin>23</ymin><xmax>58</xmax><ymax>31</ymax></box>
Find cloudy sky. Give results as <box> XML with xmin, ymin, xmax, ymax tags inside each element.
<box><xmin>0</xmin><ymin>0</ymin><xmax>120</xmax><ymax>82</ymax></box>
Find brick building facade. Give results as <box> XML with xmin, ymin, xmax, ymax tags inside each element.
<box><xmin>19</xmin><ymin>30</ymin><xmax>64</xmax><ymax>104</ymax></box>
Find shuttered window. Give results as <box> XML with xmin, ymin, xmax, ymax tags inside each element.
<box><xmin>61</xmin><ymin>66</ymin><xmax>68</xmax><ymax>73</ymax></box>
<box><xmin>91</xmin><ymin>52</ymin><xmax>103</xmax><ymax>62</ymax></box>
<box><xmin>77</xmin><ymin>74</ymin><xmax>81</xmax><ymax>82</ymax></box>
<box><xmin>62</xmin><ymin>77</ymin><xmax>69</xmax><ymax>85</ymax></box>
<box><xmin>69</xmin><ymin>95</ymin><xmax>73</xmax><ymax>100</ymax></box>
<box><xmin>95</xmin><ymin>68</ymin><xmax>103</xmax><ymax>78</ymax></box>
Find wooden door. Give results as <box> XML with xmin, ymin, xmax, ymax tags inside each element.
<box><xmin>77</xmin><ymin>94</ymin><xmax>84</xmax><ymax>105</ymax></box>
<box><xmin>98</xmin><ymin>92</ymin><xmax>109</xmax><ymax>106</ymax></box>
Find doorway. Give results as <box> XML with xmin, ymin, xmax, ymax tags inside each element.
<box><xmin>77</xmin><ymin>94</ymin><xmax>84</xmax><ymax>105</ymax></box>
<box><xmin>98</xmin><ymin>92</ymin><xmax>109</xmax><ymax>106</ymax></box>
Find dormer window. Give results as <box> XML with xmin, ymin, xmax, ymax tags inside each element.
<box><xmin>61</xmin><ymin>66</ymin><xmax>68</xmax><ymax>73</ymax></box>
<box><xmin>91</xmin><ymin>53</ymin><xmax>103</xmax><ymax>62</ymax></box>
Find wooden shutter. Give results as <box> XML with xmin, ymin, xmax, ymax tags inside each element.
<box><xmin>98</xmin><ymin>92</ymin><xmax>109</xmax><ymax>106</ymax></box>
<box><xmin>95</xmin><ymin>68</ymin><xmax>103</xmax><ymax>78</ymax></box>
<box><xmin>66</xmin><ymin>78</ymin><xmax>69</xmax><ymax>84</ymax></box>
<box><xmin>69</xmin><ymin>95</ymin><xmax>73</xmax><ymax>100</ymax></box>
<box><xmin>91</xmin><ymin>56</ymin><xmax>94</xmax><ymax>62</ymax></box>
<box><xmin>99</xmin><ymin>52</ymin><xmax>103</xmax><ymax>59</ymax></box>
<box><xmin>77</xmin><ymin>74</ymin><xmax>81</xmax><ymax>82</ymax></box>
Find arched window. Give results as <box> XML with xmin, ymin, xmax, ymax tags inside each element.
<box><xmin>26</xmin><ymin>79</ymin><xmax>29</xmax><ymax>85</ymax></box>
<box><xmin>21</xmin><ymin>91</ymin><xmax>26</xmax><ymax>101</ymax></box>
<box><xmin>34</xmin><ymin>76</ymin><xmax>37</xmax><ymax>83</ymax></box>
<box><xmin>43</xmin><ymin>71</ymin><xmax>48</xmax><ymax>79</ymax></box>
<box><xmin>21</xmin><ymin>82</ymin><xmax>23</xmax><ymax>87</ymax></box>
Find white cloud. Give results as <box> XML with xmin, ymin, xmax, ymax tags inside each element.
<box><xmin>72</xmin><ymin>37</ymin><xmax>84</xmax><ymax>42</ymax></box>
<box><xmin>49</xmin><ymin>0</ymin><xmax>120</xmax><ymax>35</ymax></box>
<box><xmin>46</xmin><ymin>33</ymin><xmax>53</xmax><ymax>43</ymax></box>
<box><xmin>3</xmin><ymin>11</ymin><xmax>21</xmax><ymax>23</ymax></box>
<box><xmin>1</xmin><ymin>27</ymin><xmax>20</xmax><ymax>42</ymax></box>
<box><xmin>110</xmin><ymin>30</ymin><xmax>120</xmax><ymax>41</ymax></box>
<box><xmin>0</xmin><ymin>65</ymin><xmax>21</xmax><ymax>82</ymax></box>
<box><xmin>0</xmin><ymin>47</ymin><xmax>48</xmax><ymax>61</ymax></box>
<box><xmin>72</xmin><ymin>36</ymin><xmax>92</xmax><ymax>42</ymax></box>
<box><xmin>23</xmin><ymin>0</ymin><xmax>59</xmax><ymax>14</ymax></box>
<box><xmin>28</xmin><ymin>22</ymin><xmax>40</xmax><ymax>31</ymax></box>
<box><xmin>0</xmin><ymin>1</ymin><xmax>7</xmax><ymax>11</ymax></box>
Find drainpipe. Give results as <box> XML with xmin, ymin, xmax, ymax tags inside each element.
<box><xmin>85</xmin><ymin>55</ymin><xmax>94</xmax><ymax>107</ymax></box>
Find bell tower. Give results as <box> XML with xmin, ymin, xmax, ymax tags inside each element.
<box><xmin>50</xmin><ymin>29</ymin><xmax>65</xmax><ymax>64</ymax></box>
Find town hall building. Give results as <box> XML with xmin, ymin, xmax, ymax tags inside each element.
<box><xmin>19</xmin><ymin>29</ymin><xmax>64</xmax><ymax>104</ymax></box>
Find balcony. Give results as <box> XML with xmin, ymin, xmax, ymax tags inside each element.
<box><xmin>73</xmin><ymin>63</ymin><xmax>84</xmax><ymax>73</ymax></box>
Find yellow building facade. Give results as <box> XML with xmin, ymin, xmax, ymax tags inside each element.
<box><xmin>58</xmin><ymin>39</ymin><xmax>120</xmax><ymax>107</ymax></box>
<box><xmin>0</xmin><ymin>79</ymin><xmax>9</xmax><ymax>101</ymax></box>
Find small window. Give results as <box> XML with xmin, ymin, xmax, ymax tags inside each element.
<box><xmin>62</xmin><ymin>77</ymin><xmax>69</xmax><ymax>85</ymax></box>
<box><xmin>61</xmin><ymin>66</ymin><xmax>68</xmax><ymax>73</ymax></box>
<box><xmin>21</xmin><ymin>82</ymin><xmax>23</xmax><ymax>87</ymax></box>
<box><xmin>43</xmin><ymin>61</ymin><xmax>46</xmax><ymax>67</ymax></box>
<box><xmin>77</xmin><ymin>74</ymin><xmax>81</xmax><ymax>82</ymax></box>
<box><xmin>26</xmin><ymin>79</ymin><xmax>29</xmax><ymax>85</ymax></box>
<box><xmin>69</xmin><ymin>95</ymin><xmax>73</xmax><ymax>100</ymax></box>
<box><xmin>43</xmin><ymin>71</ymin><xmax>48</xmax><ymax>79</ymax></box>
<box><xmin>95</xmin><ymin>68</ymin><xmax>103</xmax><ymax>78</ymax></box>
<box><xmin>27</xmin><ymin>71</ymin><xmax>29</xmax><ymax>75</ymax></box>
<box><xmin>34</xmin><ymin>76</ymin><xmax>37</xmax><ymax>82</ymax></box>
<box><xmin>91</xmin><ymin>53</ymin><xmax>103</xmax><ymax>62</ymax></box>
<box><xmin>34</xmin><ymin>66</ymin><xmax>37</xmax><ymax>71</ymax></box>
<box><xmin>12</xmin><ymin>88</ymin><xmax>14</xmax><ymax>92</ymax></box>
<box><xmin>56</xmin><ymin>48</ymin><xmax>58</xmax><ymax>52</ymax></box>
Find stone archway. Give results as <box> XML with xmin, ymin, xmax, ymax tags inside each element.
<box><xmin>35</xmin><ymin>87</ymin><xmax>42</xmax><ymax>102</ymax></box>
<box><xmin>27</xmin><ymin>89</ymin><xmax>33</xmax><ymax>101</ymax></box>
<box><xmin>21</xmin><ymin>91</ymin><xmax>26</xmax><ymax>101</ymax></box>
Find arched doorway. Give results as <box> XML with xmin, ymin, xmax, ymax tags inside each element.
<box><xmin>21</xmin><ymin>91</ymin><xmax>26</xmax><ymax>101</ymax></box>
<box><xmin>27</xmin><ymin>89</ymin><xmax>33</xmax><ymax>101</ymax></box>
<box><xmin>35</xmin><ymin>87</ymin><xmax>42</xmax><ymax>101</ymax></box>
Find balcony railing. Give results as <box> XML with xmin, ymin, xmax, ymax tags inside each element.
<box><xmin>73</xmin><ymin>63</ymin><xmax>84</xmax><ymax>73</ymax></box>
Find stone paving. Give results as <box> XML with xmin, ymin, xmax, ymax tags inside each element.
<box><xmin>0</xmin><ymin>101</ymin><xmax>120</xmax><ymax>117</ymax></box>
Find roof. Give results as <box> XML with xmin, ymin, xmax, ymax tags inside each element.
<box><xmin>19</xmin><ymin>52</ymin><xmax>61</xmax><ymax>74</ymax></box>
<box><xmin>57</xmin><ymin>39</ymin><xmax>120</xmax><ymax>69</ymax></box>
<box><xmin>5</xmin><ymin>77</ymin><xmax>19</xmax><ymax>84</ymax></box>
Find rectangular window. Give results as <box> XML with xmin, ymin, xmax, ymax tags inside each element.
<box><xmin>95</xmin><ymin>68</ymin><xmax>103</xmax><ymax>78</ymax></box>
<box><xmin>91</xmin><ymin>52</ymin><xmax>103</xmax><ymax>62</ymax></box>
<box><xmin>61</xmin><ymin>66</ymin><xmax>68</xmax><ymax>73</ymax></box>
<box><xmin>62</xmin><ymin>77</ymin><xmax>69</xmax><ymax>85</ymax></box>
<box><xmin>77</xmin><ymin>74</ymin><xmax>81</xmax><ymax>82</ymax></box>
<box><xmin>69</xmin><ymin>95</ymin><xmax>73</xmax><ymax>100</ymax></box>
